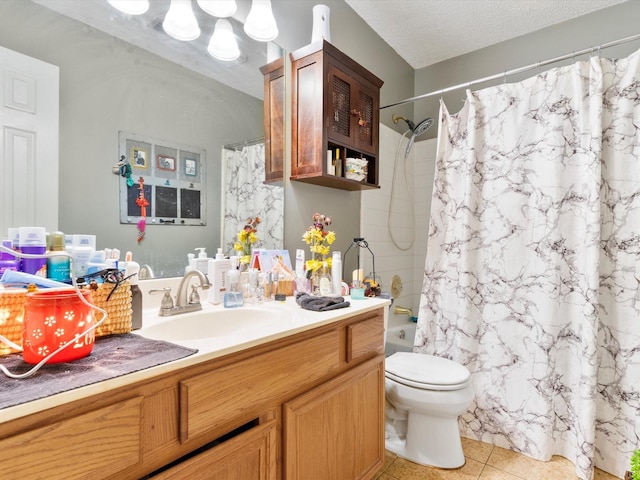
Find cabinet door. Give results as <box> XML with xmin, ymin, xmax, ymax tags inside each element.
<box><xmin>284</xmin><ymin>357</ymin><xmax>385</xmax><ymax>480</ymax></box>
<box><xmin>150</xmin><ymin>420</ymin><xmax>276</xmax><ymax>480</ymax></box>
<box><xmin>327</xmin><ymin>64</ymin><xmax>379</xmax><ymax>157</ymax></box>
<box><xmin>351</xmin><ymin>80</ymin><xmax>379</xmax><ymax>156</ymax></box>
<box><xmin>261</xmin><ymin>58</ymin><xmax>284</xmax><ymax>183</ymax></box>
<box><xmin>327</xmin><ymin>64</ymin><xmax>353</xmax><ymax>148</ymax></box>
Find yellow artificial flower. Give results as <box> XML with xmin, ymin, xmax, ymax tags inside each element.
<box><xmin>235</xmin><ymin>216</ymin><xmax>261</xmax><ymax>263</ymax></box>
<box><xmin>301</xmin><ymin>212</ymin><xmax>336</xmax><ymax>275</ymax></box>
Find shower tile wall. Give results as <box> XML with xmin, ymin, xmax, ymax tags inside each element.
<box><xmin>361</xmin><ymin>124</ymin><xmax>437</xmax><ymax>329</ymax></box>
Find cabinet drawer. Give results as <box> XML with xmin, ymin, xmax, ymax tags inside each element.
<box><xmin>180</xmin><ymin>330</ymin><xmax>340</xmax><ymax>442</ymax></box>
<box><xmin>346</xmin><ymin>314</ymin><xmax>384</xmax><ymax>362</ymax></box>
<box><xmin>0</xmin><ymin>396</ymin><xmax>142</xmax><ymax>479</ymax></box>
<box><xmin>150</xmin><ymin>420</ymin><xmax>276</xmax><ymax>480</ymax></box>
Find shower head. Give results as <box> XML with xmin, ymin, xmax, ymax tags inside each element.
<box><xmin>412</xmin><ymin>117</ymin><xmax>434</xmax><ymax>137</ymax></box>
<box><xmin>393</xmin><ymin>114</ymin><xmax>434</xmax><ymax>157</ymax></box>
<box><xmin>392</xmin><ymin>115</ymin><xmax>433</xmax><ymax>136</ymax></box>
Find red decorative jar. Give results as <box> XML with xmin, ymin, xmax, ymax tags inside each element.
<box><xmin>22</xmin><ymin>288</ymin><xmax>95</xmax><ymax>364</ymax></box>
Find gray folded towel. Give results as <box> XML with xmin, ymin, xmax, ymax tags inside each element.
<box><xmin>295</xmin><ymin>292</ymin><xmax>350</xmax><ymax>311</ymax></box>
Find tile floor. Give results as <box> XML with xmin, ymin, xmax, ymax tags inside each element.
<box><xmin>374</xmin><ymin>438</ymin><xmax>622</xmax><ymax>480</ymax></box>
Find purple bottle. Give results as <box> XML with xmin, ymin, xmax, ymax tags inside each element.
<box><xmin>19</xmin><ymin>227</ymin><xmax>47</xmax><ymax>275</ymax></box>
<box><xmin>0</xmin><ymin>239</ymin><xmax>19</xmax><ymax>276</ymax></box>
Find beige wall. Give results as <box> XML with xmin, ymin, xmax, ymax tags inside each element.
<box><xmin>413</xmin><ymin>1</ymin><xmax>640</xmax><ymax>140</ymax></box>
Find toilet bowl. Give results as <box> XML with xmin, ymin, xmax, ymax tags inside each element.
<box><xmin>385</xmin><ymin>352</ymin><xmax>474</xmax><ymax>468</ymax></box>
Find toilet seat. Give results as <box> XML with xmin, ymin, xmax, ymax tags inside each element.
<box><xmin>385</xmin><ymin>352</ymin><xmax>471</xmax><ymax>391</ymax></box>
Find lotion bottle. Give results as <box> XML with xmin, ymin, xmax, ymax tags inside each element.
<box><xmin>208</xmin><ymin>248</ymin><xmax>231</xmax><ymax>305</ymax></box>
<box><xmin>331</xmin><ymin>251</ymin><xmax>342</xmax><ymax>296</ymax></box>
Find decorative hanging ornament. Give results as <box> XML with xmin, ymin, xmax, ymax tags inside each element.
<box><xmin>116</xmin><ymin>155</ymin><xmax>134</xmax><ymax>187</ymax></box>
<box><xmin>135</xmin><ymin>176</ymin><xmax>149</xmax><ymax>243</ymax></box>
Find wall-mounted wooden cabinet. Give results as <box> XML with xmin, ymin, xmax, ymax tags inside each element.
<box><xmin>260</xmin><ymin>57</ymin><xmax>285</xmax><ymax>184</ymax></box>
<box><xmin>290</xmin><ymin>40</ymin><xmax>383</xmax><ymax>191</ymax></box>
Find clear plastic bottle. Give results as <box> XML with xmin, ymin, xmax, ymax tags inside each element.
<box><xmin>319</xmin><ymin>261</ymin><xmax>333</xmax><ymax>296</ymax></box>
<box><xmin>224</xmin><ymin>269</ymin><xmax>244</xmax><ymax>308</ymax></box>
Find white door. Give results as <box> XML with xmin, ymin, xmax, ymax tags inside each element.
<box><xmin>0</xmin><ymin>45</ymin><xmax>59</xmax><ymax>235</ymax></box>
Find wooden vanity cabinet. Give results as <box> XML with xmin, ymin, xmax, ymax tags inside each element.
<box><xmin>260</xmin><ymin>57</ymin><xmax>285</xmax><ymax>184</ymax></box>
<box><xmin>0</xmin><ymin>307</ymin><xmax>385</xmax><ymax>480</ymax></box>
<box><xmin>290</xmin><ymin>40</ymin><xmax>383</xmax><ymax>191</ymax></box>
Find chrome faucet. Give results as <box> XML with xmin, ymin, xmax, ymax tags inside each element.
<box><xmin>139</xmin><ymin>264</ymin><xmax>154</xmax><ymax>279</ymax></box>
<box><xmin>150</xmin><ymin>270</ymin><xmax>211</xmax><ymax>316</ymax></box>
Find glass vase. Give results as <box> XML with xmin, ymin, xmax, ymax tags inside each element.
<box><xmin>310</xmin><ymin>253</ymin><xmax>325</xmax><ymax>295</ymax></box>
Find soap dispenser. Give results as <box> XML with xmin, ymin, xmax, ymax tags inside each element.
<box><xmin>194</xmin><ymin>247</ymin><xmax>211</xmax><ymax>274</ymax></box>
<box><xmin>185</xmin><ymin>253</ymin><xmax>196</xmax><ymax>273</ymax></box>
<box><xmin>223</xmin><ymin>268</ymin><xmax>244</xmax><ymax>308</ymax></box>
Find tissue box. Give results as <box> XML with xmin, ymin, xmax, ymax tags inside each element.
<box><xmin>345</xmin><ymin>158</ymin><xmax>368</xmax><ymax>182</ymax></box>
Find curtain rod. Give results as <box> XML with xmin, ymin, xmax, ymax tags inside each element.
<box><xmin>223</xmin><ymin>136</ymin><xmax>265</xmax><ymax>151</ymax></box>
<box><xmin>381</xmin><ymin>32</ymin><xmax>640</xmax><ymax>110</ymax></box>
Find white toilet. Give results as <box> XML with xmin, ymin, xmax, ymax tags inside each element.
<box><xmin>385</xmin><ymin>352</ymin><xmax>474</xmax><ymax>468</ymax></box>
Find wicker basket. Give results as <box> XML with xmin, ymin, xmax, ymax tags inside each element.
<box><xmin>0</xmin><ymin>289</ymin><xmax>27</xmax><ymax>356</ymax></box>
<box><xmin>0</xmin><ymin>282</ymin><xmax>132</xmax><ymax>357</ymax></box>
<box><xmin>87</xmin><ymin>281</ymin><xmax>132</xmax><ymax>336</ymax></box>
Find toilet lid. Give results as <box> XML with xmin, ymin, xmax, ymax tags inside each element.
<box><xmin>385</xmin><ymin>352</ymin><xmax>471</xmax><ymax>390</ymax></box>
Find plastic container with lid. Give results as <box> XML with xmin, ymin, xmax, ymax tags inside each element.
<box><xmin>0</xmin><ymin>239</ymin><xmax>19</xmax><ymax>276</ymax></box>
<box><xmin>71</xmin><ymin>234</ymin><xmax>96</xmax><ymax>278</ymax></box>
<box><xmin>19</xmin><ymin>227</ymin><xmax>47</xmax><ymax>275</ymax></box>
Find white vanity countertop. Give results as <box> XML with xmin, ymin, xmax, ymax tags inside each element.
<box><xmin>0</xmin><ymin>295</ymin><xmax>390</xmax><ymax>423</ymax></box>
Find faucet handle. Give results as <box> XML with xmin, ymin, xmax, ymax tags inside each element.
<box><xmin>149</xmin><ymin>287</ymin><xmax>174</xmax><ymax>310</ymax></box>
<box><xmin>188</xmin><ymin>285</ymin><xmax>201</xmax><ymax>304</ymax></box>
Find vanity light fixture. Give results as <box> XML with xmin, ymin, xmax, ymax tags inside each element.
<box><xmin>163</xmin><ymin>0</ymin><xmax>201</xmax><ymax>41</ymax></box>
<box><xmin>207</xmin><ymin>18</ymin><xmax>240</xmax><ymax>61</ymax></box>
<box><xmin>197</xmin><ymin>0</ymin><xmax>237</xmax><ymax>18</ymax></box>
<box><xmin>244</xmin><ymin>0</ymin><xmax>278</xmax><ymax>42</ymax></box>
<box><xmin>107</xmin><ymin>0</ymin><xmax>150</xmax><ymax>15</ymax></box>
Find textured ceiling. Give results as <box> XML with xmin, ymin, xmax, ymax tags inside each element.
<box><xmin>344</xmin><ymin>0</ymin><xmax>628</xmax><ymax>69</ymax></box>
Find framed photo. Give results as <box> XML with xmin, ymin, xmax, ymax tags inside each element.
<box><xmin>156</xmin><ymin>154</ymin><xmax>176</xmax><ymax>172</ymax></box>
<box><xmin>131</xmin><ymin>146</ymin><xmax>148</xmax><ymax>169</ymax></box>
<box><xmin>184</xmin><ymin>158</ymin><xmax>197</xmax><ymax>176</ymax></box>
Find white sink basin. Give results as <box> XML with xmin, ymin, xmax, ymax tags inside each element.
<box><xmin>138</xmin><ymin>305</ymin><xmax>295</xmax><ymax>343</ymax></box>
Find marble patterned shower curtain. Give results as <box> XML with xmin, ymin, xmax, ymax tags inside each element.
<box><xmin>222</xmin><ymin>143</ymin><xmax>284</xmax><ymax>253</ymax></box>
<box><xmin>415</xmin><ymin>48</ymin><xmax>640</xmax><ymax>480</ymax></box>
